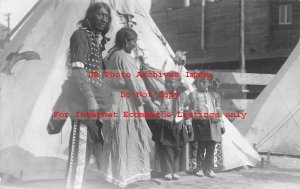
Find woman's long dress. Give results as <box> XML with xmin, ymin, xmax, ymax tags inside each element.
<box><xmin>99</xmin><ymin>49</ymin><xmax>152</xmax><ymax>188</ymax></box>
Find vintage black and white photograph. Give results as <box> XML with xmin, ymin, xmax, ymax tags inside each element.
<box><xmin>0</xmin><ymin>0</ymin><xmax>300</xmax><ymax>188</ymax></box>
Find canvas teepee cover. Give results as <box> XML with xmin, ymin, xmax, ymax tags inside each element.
<box><xmin>234</xmin><ymin>40</ymin><xmax>300</xmax><ymax>156</ymax></box>
<box><xmin>0</xmin><ymin>0</ymin><xmax>81</xmax><ymax>181</ymax></box>
<box><xmin>221</xmin><ymin>115</ymin><xmax>260</xmax><ymax>170</ymax></box>
<box><xmin>0</xmin><ymin>0</ymin><xmax>259</xmax><ymax>181</ymax></box>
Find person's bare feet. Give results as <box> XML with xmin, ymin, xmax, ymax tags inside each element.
<box><xmin>195</xmin><ymin>169</ymin><xmax>204</xmax><ymax>177</ymax></box>
<box><xmin>172</xmin><ymin>173</ymin><xmax>180</xmax><ymax>180</ymax></box>
<box><xmin>204</xmin><ymin>169</ymin><xmax>216</xmax><ymax>178</ymax></box>
<box><xmin>163</xmin><ymin>174</ymin><xmax>172</xmax><ymax>181</ymax></box>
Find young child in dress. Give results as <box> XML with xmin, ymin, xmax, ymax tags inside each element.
<box><xmin>152</xmin><ymin>72</ymin><xmax>192</xmax><ymax>181</ymax></box>
<box><xmin>189</xmin><ymin>77</ymin><xmax>225</xmax><ymax>178</ymax></box>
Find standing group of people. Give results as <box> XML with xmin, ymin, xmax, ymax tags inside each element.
<box><xmin>150</xmin><ymin>73</ymin><xmax>225</xmax><ymax>181</ymax></box>
<box><xmin>51</xmin><ymin>2</ymin><xmax>225</xmax><ymax>188</ymax></box>
<box><xmin>59</xmin><ymin>2</ymin><xmax>159</xmax><ymax>188</ymax></box>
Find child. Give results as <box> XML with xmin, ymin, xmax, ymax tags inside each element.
<box><xmin>189</xmin><ymin>77</ymin><xmax>225</xmax><ymax>178</ymax></box>
<box><xmin>152</xmin><ymin>72</ymin><xmax>192</xmax><ymax>181</ymax></box>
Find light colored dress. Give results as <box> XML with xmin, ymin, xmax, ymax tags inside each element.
<box><xmin>99</xmin><ymin>49</ymin><xmax>152</xmax><ymax>188</ymax></box>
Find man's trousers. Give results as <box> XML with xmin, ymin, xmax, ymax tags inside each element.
<box><xmin>190</xmin><ymin>140</ymin><xmax>216</xmax><ymax>170</ymax></box>
<box><xmin>156</xmin><ymin>143</ymin><xmax>183</xmax><ymax>174</ymax></box>
<box><xmin>65</xmin><ymin>120</ymin><xmax>102</xmax><ymax>189</ymax></box>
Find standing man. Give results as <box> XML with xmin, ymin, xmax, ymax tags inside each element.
<box><xmin>62</xmin><ymin>3</ymin><xmax>112</xmax><ymax>189</ymax></box>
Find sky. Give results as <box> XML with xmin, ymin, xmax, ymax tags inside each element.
<box><xmin>0</xmin><ymin>0</ymin><xmax>38</xmax><ymax>29</ymax></box>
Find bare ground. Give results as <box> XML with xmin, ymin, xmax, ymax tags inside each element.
<box><xmin>1</xmin><ymin>155</ymin><xmax>300</xmax><ymax>189</ymax></box>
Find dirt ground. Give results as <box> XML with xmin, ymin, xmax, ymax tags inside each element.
<box><xmin>1</xmin><ymin>155</ymin><xmax>300</xmax><ymax>189</ymax></box>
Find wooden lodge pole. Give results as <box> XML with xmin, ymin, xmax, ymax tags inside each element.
<box><xmin>201</xmin><ymin>0</ymin><xmax>206</xmax><ymax>50</ymax></box>
<box><xmin>240</xmin><ymin>0</ymin><xmax>245</xmax><ymax>74</ymax></box>
<box><xmin>240</xmin><ymin>0</ymin><xmax>249</xmax><ymax>93</ymax></box>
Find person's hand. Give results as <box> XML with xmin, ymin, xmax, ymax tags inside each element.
<box><xmin>184</xmin><ymin>119</ymin><xmax>193</xmax><ymax>137</ymax></box>
<box><xmin>87</xmin><ymin>97</ymin><xmax>99</xmax><ymax>111</ymax></box>
<box><xmin>221</xmin><ymin>125</ymin><xmax>226</xmax><ymax>134</ymax></box>
<box><xmin>150</xmin><ymin>101</ymin><xmax>160</xmax><ymax>113</ymax></box>
<box><xmin>184</xmin><ymin>119</ymin><xmax>192</xmax><ymax>128</ymax></box>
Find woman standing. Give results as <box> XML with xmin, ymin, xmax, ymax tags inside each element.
<box><xmin>100</xmin><ymin>27</ymin><xmax>158</xmax><ymax>187</ymax></box>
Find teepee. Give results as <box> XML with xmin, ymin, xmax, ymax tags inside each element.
<box><xmin>0</xmin><ymin>0</ymin><xmax>259</xmax><ymax>181</ymax></box>
<box><xmin>221</xmin><ymin>115</ymin><xmax>260</xmax><ymax>170</ymax></box>
<box><xmin>234</xmin><ymin>40</ymin><xmax>300</xmax><ymax>156</ymax></box>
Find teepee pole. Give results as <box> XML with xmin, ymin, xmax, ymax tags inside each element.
<box><xmin>90</xmin><ymin>0</ymin><xmax>95</xmax><ymax>5</ymax></box>
<box><xmin>8</xmin><ymin>0</ymin><xmax>42</xmax><ymax>39</ymax></box>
